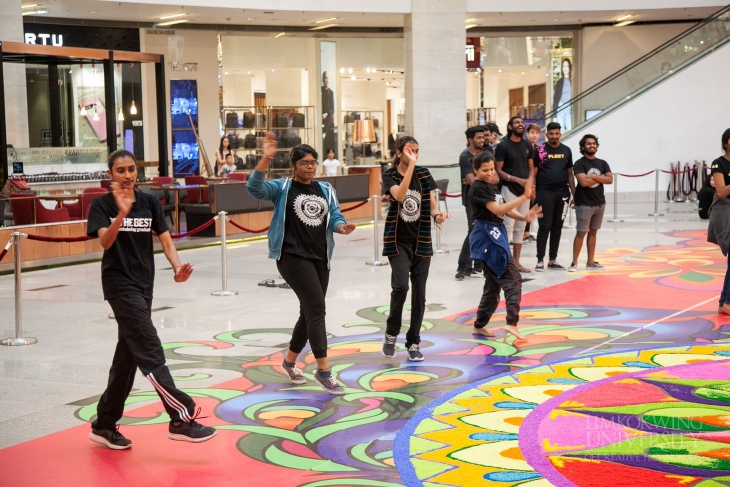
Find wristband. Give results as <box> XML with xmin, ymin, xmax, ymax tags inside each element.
<box><xmin>507</xmin><ymin>175</ymin><xmax>511</xmax><ymax>182</ymax></box>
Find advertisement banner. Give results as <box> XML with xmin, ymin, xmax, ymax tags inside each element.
<box><xmin>466</xmin><ymin>38</ymin><xmax>481</xmax><ymax>69</ymax></box>
<box><xmin>320</xmin><ymin>41</ymin><xmax>338</xmax><ymax>159</ymax></box>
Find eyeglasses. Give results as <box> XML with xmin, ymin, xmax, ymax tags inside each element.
<box><xmin>296</xmin><ymin>161</ymin><xmax>319</xmax><ymax>168</ymax></box>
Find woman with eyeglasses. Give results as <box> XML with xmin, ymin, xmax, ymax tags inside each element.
<box><xmin>247</xmin><ymin>133</ymin><xmax>356</xmax><ymax>395</ymax></box>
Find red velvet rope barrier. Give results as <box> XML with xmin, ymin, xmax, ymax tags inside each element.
<box><xmin>167</xmin><ymin>218</ymin><xmax>217</xmax><ymax>239</ymax></box>
<box><xmin>617</xmin><ymin>170</ymin><xmax>655</xmax><ymax>178</ymax></box>
<box><xmin>25</xmin><ymin>234</ymin><xmax>93</xmax><ymax>242</ymax></box>
<box><xmin>659</xmin><ymin>168</ymin><xmax>695</xmax><ymax>174</ymax></box>
<box><xmin>0</xmin><ymin>239</ymin><xmax>11</xmax><ymax>263</ymax></box>
<box><xmin>441</xmin><ymin>192</ymin><xmax>462</xmax><ymax>198</ymax></box>
<box><xmin>226</xmin><ymin>218</ymin><xmax>270</xmax><ymax>234</ymax></box>
<box><xmin>340</xmin><ymin>199</ymin><xmax>369</xmax><ymax>212</ymax></box>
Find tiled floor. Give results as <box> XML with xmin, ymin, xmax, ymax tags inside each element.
<box><xmin>0</xmin><ymin>199</ymin><xmax>722</xmax><ymax>486</ymax></box>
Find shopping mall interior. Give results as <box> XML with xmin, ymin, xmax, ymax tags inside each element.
<box><xmin>2</xmin><ymin>1</ymin><xmax>730</xmax><ymax>486</ymax></box>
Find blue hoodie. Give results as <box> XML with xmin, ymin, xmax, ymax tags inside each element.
<box><xmin>246</xmin><ymin>170</ymin><xmax>347</xmax><ymax>267</ymax></box>
<box><xmin>470</xmin><ymin>219</ymin><xmax>511</xmax><ymax>278</ymax></box>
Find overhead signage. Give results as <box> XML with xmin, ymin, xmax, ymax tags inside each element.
<box><xmin>466</xmin><ymin>37</ymin><xmax>480</xmax><ymax>69</ymax></box>
<box><xmin>25</xmin><ymin>33</ymin><xmax>63</xmax><ymax>47</ymax></box>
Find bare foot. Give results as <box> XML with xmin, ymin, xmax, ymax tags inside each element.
<box><xmin>502</xmin><ymin>326</ymin><xmax>526</xmax><ymax>340</ymax></box>
<box><xmin>472</xmin><ymin>327</ymin><xmax>496</xmax><ymax>337</ymax></box>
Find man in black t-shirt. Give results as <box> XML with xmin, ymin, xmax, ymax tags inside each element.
<box><xmin>533</xmin><ymin>122</ymin><xmax>575</xmax><ymax>271</ymax></box>
<box><xmin>569</xmin><ymin>134</ymin><xmax>613</xmax><ymax>272</ymax></box>
<box><xmin>456</xmin><ymin>125</ymin><xmax>486</xmax><ymax>280</ymax></box>
<box><xmin>495</xmin><ymin>116</ymin><xmax>534</xmax><ymax>272</ymax></box>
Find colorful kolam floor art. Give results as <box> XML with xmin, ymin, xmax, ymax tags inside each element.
<box><xmin>1</xmin><ymin>230</ymin><xmax>730</xmax><ymax>486</ymax></box>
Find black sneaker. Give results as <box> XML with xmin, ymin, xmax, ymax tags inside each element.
<box><xmin>469</xmin><ymin>269</ymin><xmax>483</xmax><ymax>278</ymax></box>
<box><xmin>382</xmin><ymin>333</ymin><xmax>397</xmax><ymax>357</ymax></box>
<box><xmin>89</xmin><ymin>426</ymin><xmax>132</xmax><ymax>450</ymax></box>
<box><xmin>407</xmin><ymin>344</ymin><xmax>424</xmax><ymax>362</ymax></box>
<box><xmin>547</xmin><ymin>262</ymin><xmax>565</xmax><ymax>270</ymax></box>
<box><xmin>169</xmin><ymin>416</ymin><xmax>217</xmax><ymax>443</ymax></box>
<box><xmin>455</xmin><ymin>270</ymin><xmax>466</xmax><ymax>281</ymax></box>
<box><xmin>535</xmin><ymin>261</ymin><xmax>544</xmax><ymax>272</ymax></box>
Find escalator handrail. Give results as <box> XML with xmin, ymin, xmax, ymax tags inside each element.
<box><xmin>541</xmin><ymin>3</ymin><xmax>730</xmax><ymax>120</ymax></box>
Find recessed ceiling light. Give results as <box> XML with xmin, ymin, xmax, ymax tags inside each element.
<box><xmin>309</xmin><ymin>24</ymin><xmax>339</xmax><ymax>31</ymax></box>
<box><xmin>89</xmin><ymin>10</ymin><xmax>96</xmax><ymax>13</ymax></box>
<box><xmin>22</xmin><ymin>8</ymin><xmax>47</xmax><ymax>15</ymax></box>
<box><xmin>21</xmin><ymin>4</ymin><xmax>38</xmax><ymax>8</ymax></box>
<box><xmin>247</xmin><ymin>71</ymin><xmax>250</xmax><ymax>74</ymax></box>
<box><xmin>348</xmin><ymin>68</ymin><xmax>352</xmax><ymax>74</ymax></box>
<box><xmin>465</xmin><ymin>24</ymin><xmax>478</xmax><ymax>29</ymax></box>
<box><xmin>247</xmin><ymin>17</ymin><xmax>255</xmax><ymax>20</ymax></box>
<box><xmin>465</xmin><ymin>18</ymin><xmax>477</xmax><ymax>22</ymax></box>
<box><xmin>498</xmin><ymin>69</ymin><xmax>502</xmax><ymax>73</ymax></box>
<box><xmin>614</xmin><ymin>20</ymin><xmax>635</xmax><ymax>27</ymax></box>
<box><xmin>339</xmin><ymin>68</ymin><xmax>344</xmax><ymax>74</ymax></box>
<box><xmin>521</xmin><ymin>72</ymin><xmax>525</xmax><ymax>75</ymax></box>
<box><xmin>315</xmin><ymin>17</ymin><xmax>337</xmax><ymax>24</ymax></box>
<box><xmin>615</xmin><ymin>14</ymin><xmax>633</xmax><ymax>22</ymax></box>
<box><xmin>159</xmin><ymin>13</ymin><xmax>185</xmax><ymax>20</ymax></box>
<box><xmin>274</xmin><ymin>32</ymin><xmax>285</xmax><ymax>38</ymax></box>
<box><xmin>156</xmin><ymin>19</ymin><xmax>187</xmax><ymax>26</ymax></box>
<box><xmin>351</xmin><ymin>75</ymin><xmax>356</xmax><ymax>80</ymax></box>
<box><xmin>263</xmin><ymin>11</ymin><xmax>274</xmax><ymax>14</ymax></box>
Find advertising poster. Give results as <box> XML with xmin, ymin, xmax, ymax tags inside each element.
<box><xmin>320</xmin><ymin>41</ymin><xmax>338</xmax><ymax>159</ymax></box>
<box><xmin>170</xmin><ymin>80</ymin><xmax>200</xmax><ymax>176</ymax></box>
<box><xmin>552</xmin><ymin>56</ymin><xmax>573</xmax><ymax>131</ymax></box>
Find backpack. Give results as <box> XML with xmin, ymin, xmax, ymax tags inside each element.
<box><xmin>242</xmin><ymin>111</ymin><xmax>255</xmax><ymax>128</ymax></box>
<box><xmin>292</xmin><ymin>113</ymin><xmax>305</xmax><ymax>128</ymax></box>
<box><xmin>274</xmin><ymin>114</ymin><xmax>288</xmax><ymax>128</ymax></box>
<box><xmin>243</xmin><ymin>134</ymin><xmax>256</xmax><ymax>149</ymax></box>
<box><xmin>225</xmin><ymin>112</ymin><xmax>239</xmax><ymax>129</ymax></box>
<box><xmin>227</xmin><ymin>133</ymin><xmax>240</xmax><ymax>149</ymax></box>
<box><xmin>245</xmin><ymin>154</ymin><xmax>258</xmax><ymax>169</ymax></box>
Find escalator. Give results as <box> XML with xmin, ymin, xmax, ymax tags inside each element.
<box><xmin>546</xmin><ymin>4</ymin><xmax>730</xmax><ymax>135</ymax></box>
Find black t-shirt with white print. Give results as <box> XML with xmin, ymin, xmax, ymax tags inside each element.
<box><xmin>469</xmin><ymin>180</ymin><xmax>504</xmax><ymax>223</ymax></box>
<box><xmin>87</xmin><ymin>191</ymin><xmax>169</xmax><ymax>301</ymax></box>
<box><xmin>383</xmin><ymin>168</ymin><xmax>436</xmax><ymax>244</ymax></box>
<box><xmin>573</xmin><ymin>156</ymin><xmax>612</xmax><ymax>207</ymax></box>
<box><xmin>711</xmin><ymin>156</ymin><xmax>730</xmax><ymax>186</ymax></box>
<box><xmin>282</xmin><ymin>180</ymin><xmax>329</xmax><ymax>260</ymax></box>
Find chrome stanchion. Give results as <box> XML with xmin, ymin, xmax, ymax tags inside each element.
<box><xmin>1</xmin><ymin>232</ymin><xmax>37</xmax><ymax>346</ymax></box>
<box><xmin>212</xmin><ymin>211</ymin><xmax>238</xmax><ymax>296</ymax></box>
<box><xmin>648</xmin><ymin>169</ymin><xmax>665</xmax><ymax>217</ymax></box>
<box><xmin>567</xmin><ymin>202</ymin><xmax>575</xmax><ymax>229</ymax></box>
<box><xmin>673</xmin><ymin>161</ymin><xmax>686</xmax><ymax>202</ymax></box>
<box><xmin>366</xmin><ymin>195</ymin><xmax>388</xmax><ymax>266</ymax></box>
<box><xmin>433</xmin><ymin>189</ymin><xmax>449</xmax><ymax>254</ymax></box>
<box><xmin>607</xmin><ymin>174</ymin><xmax>624</xmax><ymax>223</ymax></box>
<box><xmin>688</xmin><ymin>162</ymin><xmax>699</xmax><ymax>203</ymax></box>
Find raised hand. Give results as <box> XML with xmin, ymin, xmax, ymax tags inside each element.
<box><xmin>110</xmin><ymin>182</ymin><xmax>133</xmax><ymax>217</ymax></box>
<box><xmin>173</xmin><ymin>263</ymin><xmax>193</xmax><ymax>283</ymax></box>
<box><xmin>401</xmin><ymin>145</ymin><xmax>417</xmax><ymax>166</ymax></box>
<box><xmin>337</xmin><ymin>223</ymin><xmax>356</xmax><ymax>235</ymax></box>
<box><xmin>262</xmin><ymin>131</ymin><xmax>278</xmax><ymax>159</ymax></box>
<box><xmin>526</xmin><ymin>205</ymin><xmax>543</xmax><ymax>223</ymax></box>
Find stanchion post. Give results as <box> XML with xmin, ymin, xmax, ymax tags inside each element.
<box><xmin>212</xmin><ymin>211</ymin><xmax>238</xmax><ymax>296</ymax></box>
<box><xmin>607</xmin><ymin>174</ymin><xmax>624</xmax><ymax>223</ymax></box>
<box><xmin>432</xmin><ymin>189</ymin><xmax>449</xmax><ymax>254</ymax></box>
<box><xmin>648</xmin><ymin>169</ymin><xmax>665</xmax><ymax>217</ymax></box>
<box><xmin>1</xmin><ymin>232</ymin><xmax>37</xmax><ymax>346</ymax></box>
<box><xmin>567</xmin><ymin>204</ymin><xmax>575</xmax><ymax>229</ymax></box>
<box><xmin>366</xmin><ymin>195</ymin><xmax>388</xmax><ymax>266</ymax></box>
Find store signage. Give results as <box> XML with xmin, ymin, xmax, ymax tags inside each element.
<box><xmin>146</xmin><ymin>30</ymin><xmax>175</xmax><ymax>36</ymax></box>
<box><xmin>25</xmin><ymin>33</ymin><xmax>63</xmax><ymax>47</ymax></box>
<box><xmin>466</xmin><ymin>37</ymin><xmax>480</xmax><ymax>69</ymax></box>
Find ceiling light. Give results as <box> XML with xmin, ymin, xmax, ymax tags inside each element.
<box><xmin>247</xmin><ymin>17</ymin><xmax>255</xmax><ymax>20</ymax></box>
<box><xmin>521</xmin><ymin>72</ymin><xmax>525</xmax><ymax>75</ymax></box>
<box><xmin>386</xmin><ymin>82</ymin><xmax>390</xmax><ymax>85</ymax></box>
<box><xmin>129</xmin><ymin>101</ymin><xmax>137</xmax><ymax>115</ymax></box>
<box><xmin>309</xmin><ymin>24</ymin><xmax>340</xmax><ymax>31</ymax></box>
<box><xmin>315</xmin><ymin>17</ymin><xmax>337</xmax><ymax>24</ymax></box>
<box><xmin>351</xmin><ymin>75</ymin><xmax>356</xmax><ymax>80</ymax></box>
<box><xmin>21</xmin><ymin>4</ymin><xmax>38</xmax><ymax>8</ymax></box>
<box><xmin>88</xmin><ymin>11</ymin><xmax>96</xmax><ymax>13</ymax></box>
<box><xmin>274</xmin><ymin>32</ymin><xmax>285</xmax><ymax>38</ymax></box>
<box><xmin>22</xmin><ymin>8</ymin><xmax>47</xmax><ymax>15</ymax></box>
<box><xmin>339</xmin><ymin>68</ymin><xmax>344</xmax><ymax>74</ymax></box>
<box><xmin>614</xmin><ymin>20</ymin><xmax>635</xmax><ymax>27</ymax></box>
<box><xmin>465</xmin><ymin>18</ymin><xmax>477</xmax><ymax>22</ymax></box>
<box><xmin>247</xmin><ymin>71</ymin><xmax>251</xmax><ymax>74</ymax></box>
<box><xmin>224</xmin><ymin>72</ymin><xmax>228</xmax><ymax>75</ymax></box>
<box><xmin>156</xmin><ymin>19</ymin><xmax>188</xmax><ymax>26</ymax></box>
<box><xmin>615</xmin><ymin>14</ymin><xmax>633</xmax><ymax>22</ymax></box>
<box><xmin>348</xmin><ymin>68</ymin><xmax>352</xmax><ymax>74</ymax></box>
<box><xmin>159</xmin><ymin>13</ymin><xmax>185</xmax><ymax>20</ymax></box>
<box><xmin>117</xmin><ymin>107</ymin><xmax>124</xmax><ymax>121</ymax></box>
<box><xmin>498</xmin><ymin>69</ymin><xmax>502</xmax><ymax>73</ymax></box>
<box><xmin>465</xmin><ymin>24</ymin><xmax>478</xmax><ymax>29</ymax></box>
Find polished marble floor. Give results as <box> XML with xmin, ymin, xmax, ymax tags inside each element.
<box><xmin>0</xmin><ymin>199</ymin><xmax>722</xmax><ymax>486</ymax></box>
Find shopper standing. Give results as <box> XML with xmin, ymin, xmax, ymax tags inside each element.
<box><xmin>321</xmin><ymin>148</ymin><xmax>342</xmax><ymax>177</ymax></box>
<box><xmin>215</xmin><ymin>135</ymin><xmax>233</xmax><ymax>176</ymax></box>
<box><xmin>469</xmin><ymin>151</ymin><xmax>540</xmax><ymax>340</ymax></box>
<box><xmin>495</xmin><ymin>116</ymin><xmax>534</xmax><ymax>272</ymax></box>
<box><xmin>570</xmin><ymin>134</ymin><xmax>612</xmax><ymax>271</ymax></box>
<box><xmin>247</xmin><ymin>134</ymin><xmax>356</xmax><ymax>394</ymax></box>
<box><xmin>87</xmin><ymin>149</ymin><xmax>216</xmax><ymax>450</ymax></box>
<box><xmin>486</xmin><ymin>123</ymin><xmax>502</xmax><ymax>152</ymax></box>
<box><xmin>707</xmin><ymin>128</ymin><xmax>730</xmax><ymax>314</ymax></box>
<box><xmin>381</xmin><ymin>136</ymin><xmax>449</xmax><ymax>361</ymax></box>
<box><xmin>523</xmin><ymin>123</ymin><xmax>541</xmax><ymax>244</ymax></box>
<box><xmin>456</xmin><ymin>125</ymin><xmax>486</xmax><ymax>281</ymax></box>
<box><xmin>533</xmin><ymin>122</ymin><xmax>575</xmax><ymax>271</ymax></box>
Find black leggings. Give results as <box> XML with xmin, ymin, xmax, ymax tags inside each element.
<box><xmin>276</xmin><ymin>253</ymin><xmax>330</xmax><ymax>359</ymax></box>
<box><xmin>474</xmin><ymin>257</ymin><xmax>522</xmax><ymax>327</ymax></box>
<box><xmin>536</xmin><ymin>189</ymin><xmax>570</xmax><ymax>262</ymax></box>
<box><xmin>386</xmin><ymin>243</ymin><xmax>432</xmax><ymax>347</ymax></box>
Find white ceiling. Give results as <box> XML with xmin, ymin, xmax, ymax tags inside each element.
<box><xmin>21</xmin><ymin>2</ymin><xmax>723</xmax><ymax>29</ymax></box>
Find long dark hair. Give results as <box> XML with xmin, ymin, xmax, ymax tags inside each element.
<box><xmin>393</xmin><ymin>136</ymin><xmax>418</xmax><ymax>166</ymax></box>
<box><xmin>561</xmin><ymin>58</ymin><xmax>572</xmax><ymax>79</ymax></box>
<box><xmin>108</xmin><ymin>149</ymin><xmax>135</xmax><ymax>169</ymax></box>
<box><xmin>722</xmin><ymin>128</ymin><xmax>730</xmax><ymax>153</ymax></box>
<box><xmin>471</xmin><ymin>151</ymin><xmax>495</xmax><ymax>172</ymax></box>
<box><xmin>218</xmin><ymin>136</ymin><xmax>230</xmax><ymax>155</ymax></box>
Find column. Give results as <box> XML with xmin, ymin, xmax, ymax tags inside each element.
<box><xmin>404</xmin><ymin>0</ymin><xmax>466</xmax><ymax>173</ymax></box>
<box><xmin>1</xmin><ymin>0</ymin><xmax>30</xmax><ymax>148</ymax></box>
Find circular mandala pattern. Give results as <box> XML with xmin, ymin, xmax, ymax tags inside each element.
<box><xmin>293</xmin><ymin>193</ymin><xmax>328</xmax><ymax>227</ymax></box>
<box><xmin>400</xmin><ymin>189</ymin><xmax>421</xmax><ymax>223</ymax></box>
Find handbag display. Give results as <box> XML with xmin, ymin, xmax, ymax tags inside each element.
<box><xmin>242</xmin><ymin>111</ymin><xmax>255</xmax><ymax>128</ymax></box>
<box><xmin>245</xmin><ymin>154</ymin><xmax>258</xmax><ymax>169</ymax></box>
<box><xmin>255</xmin><ymin>113</ymin><xmax>266</xmax><ymax>129</ymax></box>
<box><xmin>274</xmin><ymin>114</ymin><xmax>288</xmax><ymax>128</ymax></box>
<box><xmin>272</xmin><ymin>152</ymin><xmax>289</xmax><ymax>169</ymax></box>
<box><xmin>292</xmin><ymin>113</ymin><xmax>305</xmax><ymax>128</ymax></box>
<box><xmin>225</xmin><ymin>112</ymin><xmax>239</xmax><ymax>129</ymax></box>
<box><xmin>243</xmin><ymin>134</ymin><xmax>257</xmax><ymax>149</ymax></box>
<box><xmin>227</xmin><ymin>133</ymin><xmax>240</xmax><ymax>150</ymax></box>
<box><xmin>344</xmin><ymin>113</ymin><xmax>354</xmax><ymax>124</ymax></box>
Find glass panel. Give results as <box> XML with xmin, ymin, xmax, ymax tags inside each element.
<box><xmin>554</xmin><ymin>8</ymin><xmax>730</xmax><ymax>133</ymax></box>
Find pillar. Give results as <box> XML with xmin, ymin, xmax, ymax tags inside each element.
<box><xmin>404</xmin><ymin>0</ymin><xmax>466</xmax><ymax>174</ymax></box>
<box><xmin>1</xmin><ymin>0</ymin><xmax>30</xmax><ymax>148</ymax></box>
